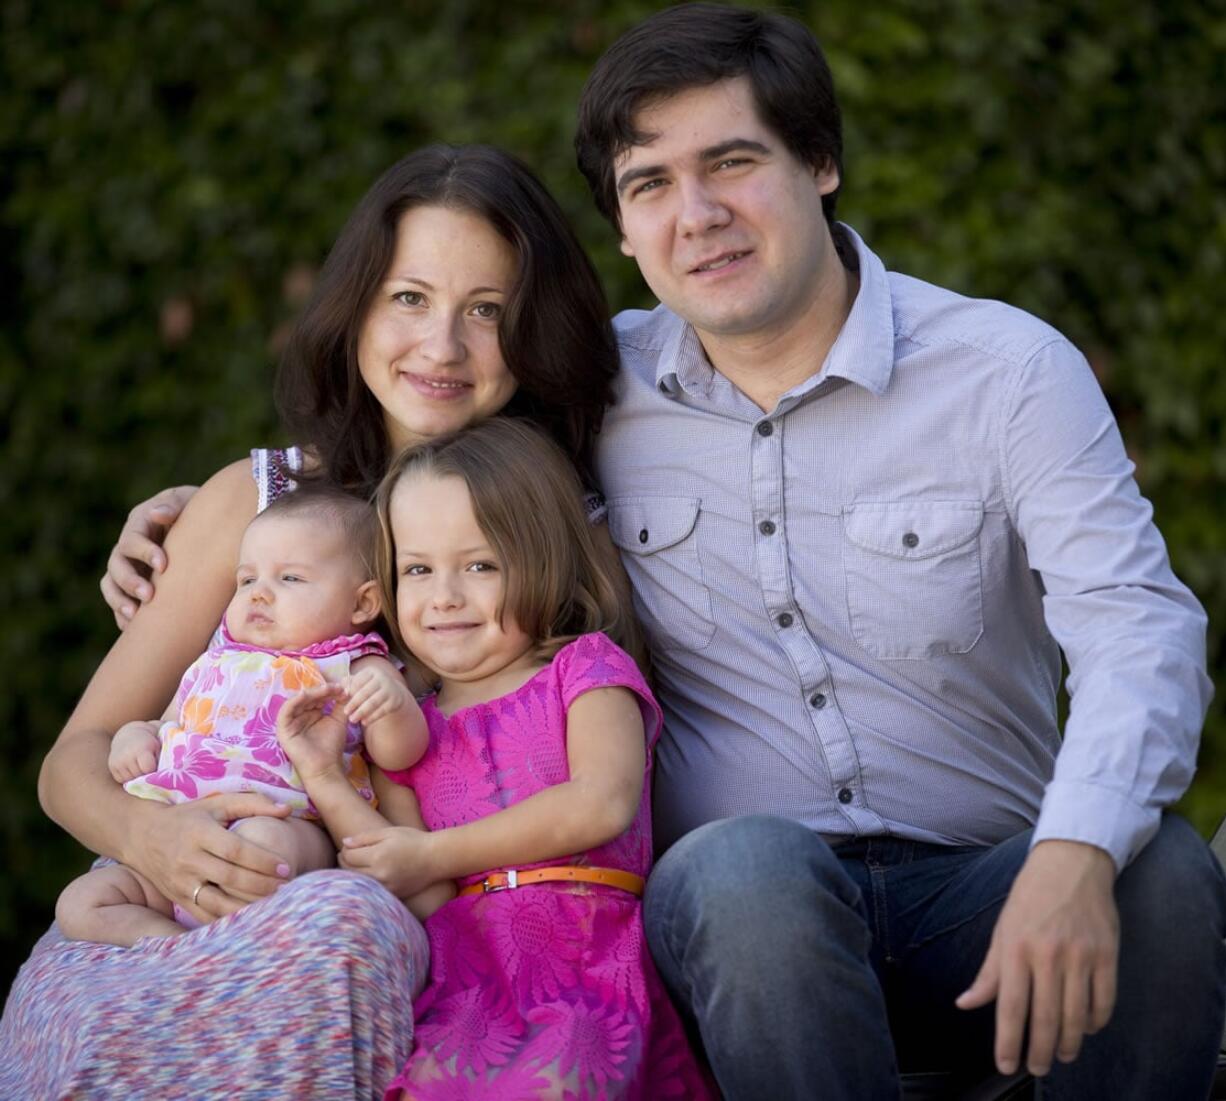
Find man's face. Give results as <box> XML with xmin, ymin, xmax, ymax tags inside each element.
<box><xmin>614</xmin><ymin>77</ymin><xmax>840</xmax><ymax>346</ymax></box>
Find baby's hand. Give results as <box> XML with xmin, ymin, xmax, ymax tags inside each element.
<box><xmin>108</xmin><ymin>720</ymin><xmax>162</xmax><ymax>783</ymax></box>
<box><xmin>345</xmin><ymin>662</ymin><xmax>413</xmax><ymax>727</ymax></box>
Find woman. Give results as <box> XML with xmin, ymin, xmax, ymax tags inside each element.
<box><xmin>0</xmin><ymin>143</ymin><xmax>620</xmax><ymax>1099</ymax></box>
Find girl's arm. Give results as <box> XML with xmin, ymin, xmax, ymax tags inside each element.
<box><xmin>276</xmin><ymin>687</ymin><xmax>452</xmax><ymax>917</ymax></box>
<box><xmin>39</xmin><ymin>460</ymin><xmax>292</xmax><ymax>917</ymax></box>
<box><xmin>341</xmin><ymin>686</ymin><xmax>646</xmax><ymax>896</ymax></box>
<box><xmin>344</xmin><ymin>655</ymin><xmax>428</xmax><ymax>772</ymax></box>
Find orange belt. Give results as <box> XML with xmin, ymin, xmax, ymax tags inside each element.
<box><xmin>458</xmin><ymin>865</ymin><xmax>645</xmax><ymax>897</ymax></box>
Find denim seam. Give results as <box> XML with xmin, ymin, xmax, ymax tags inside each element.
<box><xmin>903</xmin><ymin>881</ymin><xmax>1014</xmax><ymax>957</ymax></box>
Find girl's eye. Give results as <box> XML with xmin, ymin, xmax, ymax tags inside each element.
<box><xmin>393</xmin><ymin>290</ymin><xmax>425</xmax><ymax>307</ymax></box>
<box><xmin>471</xmin><ymin>301</ymin><xmax>501</xmax><ymax>320</ymax></box>
<box><xmin>467</xmin><ymin>561</ymin><xmax>498</xmax><ymax>573</ymax></box>
<box><xmin>402</xmin><ymin>564</ymin><xmax>429</xmax><ymax>577</ymax></box>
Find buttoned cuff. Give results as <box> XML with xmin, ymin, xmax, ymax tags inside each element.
<box><xmin>1031</xmin><ymin>780</ymin><xmax>1160</xmax><ymax>874</ymax></box>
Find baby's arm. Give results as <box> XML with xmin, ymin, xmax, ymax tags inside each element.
<box><xmin>345</xmin><ymin>655</ymin><xmax>428</xmax><ymax>772</ymax></box>
<box><xmin>107</xmin><ymin>698</ymin><xmax>177</xmax><ymax>783</ymax></box>
<box><xmin>342</xmin><ymin>687</ymin><xmax>646</xmax><ymax>898</ymax></box>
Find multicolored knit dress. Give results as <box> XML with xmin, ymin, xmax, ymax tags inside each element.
<box><xmin>0</xmin><ymin>449</ymin><xmax>430</xmax><ymax>1100</ymax></box>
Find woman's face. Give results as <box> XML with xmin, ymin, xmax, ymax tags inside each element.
<box><xmin>358</xmin><ymin>205</ymin><xmax>519</xmax><ymax>451</ymax></box>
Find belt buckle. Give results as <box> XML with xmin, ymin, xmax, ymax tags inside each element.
<box><xmin>484</xmin><ymin>868</ymin><xmax>518</xmax><ymax>893</ymax></box>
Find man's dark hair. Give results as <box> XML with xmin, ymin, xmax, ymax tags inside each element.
<box><xmin>575</xmin><ymin>3</ymin><xmax>843</xmax><ymax>232</ymax></box>
<box><xmin>276</xmin><ymin>143</ymin><xmax>618</xmax><ymax>494</ymax></box>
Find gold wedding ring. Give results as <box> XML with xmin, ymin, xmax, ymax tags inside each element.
<box><xmin>192</xmin><ymin>882</ymin><xmax>206</xmax><ymax>907</ymax></box>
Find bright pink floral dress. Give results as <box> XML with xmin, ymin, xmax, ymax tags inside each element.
<box><xmin>383</xmin><ymin>632</ymin><xmax>714</xmax><ymax>1100</ymax></box>
<box><xmin>124</xmin><ymin>620</ymin><xmax>385</xmax><ymax>817</ymax></box>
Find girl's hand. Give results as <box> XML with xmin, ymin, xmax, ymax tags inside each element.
<box><xmin>276</xmin><ymin>684</ymin><xmax>350</xmax><ymax>785</ymax></box>
<box><xmin>125</xmin><ymin>793</ymin><xmax>293</xmax><ymax>922</ymax></box>
<box><xmin>107</xmin><ymin>720</ymin><xmax>162</xmax><ymax>782</ymax></box>
<box><xmin>345</xmin><ymin>662</ymin><xmax>412</xmax><ymax>726</ymax></box>
<box><xmin>340</xmin><ymin>826</ymin><xmax>438</xmax><ymax>899</ymax></box>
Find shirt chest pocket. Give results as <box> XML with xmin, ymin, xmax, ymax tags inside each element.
<box><xmin>841</xmin><ymin>500</ymin><xmax>984</xmax><ymax>659</ymax></box>
<box><xmin>608</xmin><ymin>496</ymin><xmax>715</xmax><ymax>654</ymax></box>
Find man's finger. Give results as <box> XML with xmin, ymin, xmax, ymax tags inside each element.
<box><xmin>1057</xmin><ymin>967</ymin><xmax>1091</xmax><ymax>1063</ymax></box>
<box><xmin>1024</xmin><ymin>958</ymin><xmax>1061</xmax><ymax>1077</ymax></box>
<box><xmin>992</xmin><ymin>953</ymin><xmax>1031</xmax><ymax>1076</ymax></box>
<box><xmin>1088</xmin><ymin>952</ymin><xmax>1117</xmax><ymax>1033</ymax></box>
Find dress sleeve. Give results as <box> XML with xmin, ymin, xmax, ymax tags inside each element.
<box><xmin>249</xmin><ymin>447</ymin><xmax>303</xmax><ymax>513</ymax></box>
<box><xmin>556</xmin><ymin>632</ymin><xmax>663</xmax><ymax>750</ymax></box>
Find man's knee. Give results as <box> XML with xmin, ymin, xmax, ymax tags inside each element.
<box><xmin>1117</xmin><ymin>814</ymin><xmax>1226</xmax><ymax>965</ymax></box>
<box><xmin>645</xmin><ymin>816</ymin><xmax>866</xmax><ymax>974</ymax></box>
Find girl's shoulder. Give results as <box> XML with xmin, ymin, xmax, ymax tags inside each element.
<box><xmin>552</xmin><ymin>632</ymin><xmax>662</xmax><ymax>744</ymax></box>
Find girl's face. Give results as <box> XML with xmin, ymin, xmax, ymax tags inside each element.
<box><xmin>226</xmin><ymin>513</ymin><xmax>376</xmax><ymax>651</ymax></box>
<box><xmin>390</xmin><ymin>472</ymin><xmax>536</xmax><ymax>688</ymax></box>
<box><xmin>357</xmin><ymin>204</ymin><xmax>519</xmax><ymax>452</ymax></box>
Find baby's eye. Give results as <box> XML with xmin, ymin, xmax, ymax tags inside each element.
<box><xmin>237</xmin><ymin>576</ymin><xmax>255</xmax><ymax>587</ymax></box>
<box><xmin>471</xmin><ymin>301</ymin><xmax>501</xmax><ymax>321</ymax></box>
<box><xmin>281</xmin><ymin>573</ymin><xmax>304</xmax><ymax>583</ymax></box>
<box><xmin>393</xmin><ymin>290</ymin><xmax>426</xmax><ymax>307</ymax></box>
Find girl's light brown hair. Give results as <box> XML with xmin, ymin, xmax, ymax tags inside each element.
<box><xmin>375</xmin><ymin>418</ymin><xmax>641</xmax><ymax>669</ymax></box>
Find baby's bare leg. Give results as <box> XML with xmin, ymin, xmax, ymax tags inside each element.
<box><xmin>224</xmin><ymin>817</ymin><xmax>335</xmax><ymax>901</ymax></box>
<box><xmin>56</xmin><ymin>863</ymin><xmax>182</xmax><ymax>947</ymax></box>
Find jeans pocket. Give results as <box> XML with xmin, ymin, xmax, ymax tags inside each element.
<box><xmin>608</xmin><ymin>495</ymin><xmax>715</xmax><ymax>654</ymax></box>
<box><xmin>842</xmin><ymin>500</ymin><xmax>984</xmax><ymax>659</ymax></box>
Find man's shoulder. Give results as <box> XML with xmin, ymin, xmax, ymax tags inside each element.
<box><xmin>889</xmin><ymin>270</ymin><xmax>1068</xmax><ymax>369</ymax></box>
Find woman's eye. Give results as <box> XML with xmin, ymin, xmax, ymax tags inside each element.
<box><xmin>471</xmin><ymin>301</ymin><xmax>501</xmax><ymax>320</ymax></box>
<box><xmin>393</xmin><ymin>291</ymin><xmax>425</xmax><ymax>307</ymax></box>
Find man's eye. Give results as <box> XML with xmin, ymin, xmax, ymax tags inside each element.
<box><xmin>635</xmin><ymin>178</ymin><xmax>665</xmax><ymax>196</ymax></box>
<box><xmin>715</xmin><ymin>157</ymin><xmax>748</xmax><ymax>170</ymax></box>
<box><xmin>394</xmin><ymin>291</ymin><xmax>425</xmax><ymax>307</ymax></box>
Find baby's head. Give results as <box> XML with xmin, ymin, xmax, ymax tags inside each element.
<box><xmin>226</xmin><ymin>483</ymin><xmax>380</xmax><ymax>652</ymax></box>
<box><xmin>374</xmin><ymin>418</ymin><xmax>632</xmax><ymax>683</ymax></box>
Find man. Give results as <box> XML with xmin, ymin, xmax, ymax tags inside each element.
<box><xmin>573</xmin><ymin>4</ymin><xmax>1224</xmax><ymax>1098</ymax></box>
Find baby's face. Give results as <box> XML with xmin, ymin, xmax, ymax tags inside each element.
<box><xmin>226</xmin><ymin>513</ymin><xmax>369</xmax><ymax>651</ymax></box>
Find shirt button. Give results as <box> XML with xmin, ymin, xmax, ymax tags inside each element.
<box><xmin>837</xmin><ymin>787</ymin><xmax>853</xmax><ymax>804</ymax></box>
<box><xmin>902</xmin><ymin>532</ymin><xmax>919</xmax><ymax>548</ymax></box>
<box><xmin>809</xmin><ymin>692</ymin><xmax>826</xmax><ymax>709</ymax></box>
<box><xmin>658</xmin><ymin>380</ymin><xmax>669</xmax><ymax>393</ymax></box>
<box><xmin>756</xmin><ymin>421</ymin><xmax>774</xmax><ymax>437</ymax></box>
<box><xmin>777</xmin><ymin>612</ymin><xmax>793</xmax><ymax>628</ymax></box>
<box><xmin>638</xmin><ymin>528</ymin><xmax>649</xmax><ymax>544</ymax></box>
<box><xmin>758</xmin><ymin>520</ymin><xmax>776</xmax><ymax>535</ymax></box>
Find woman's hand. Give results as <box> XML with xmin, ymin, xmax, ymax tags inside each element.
<box><xmin>340</xmin><ymin>826</ymin><xmax>438</xmax><ymax>900</ymax></box>
<box><xmin>277</xmin><ymin>683</ymin><xmax>351</xmax><ymax>785</ymax></box>
<box><xmin>125</xmin><ymin>793</ymin><xmax>293</xmax><ymax>922</ymax></box>
<box><xmin>101</xmin><ymin>485</ymin><xmax>198</xmax><ymax>629</ymax></box>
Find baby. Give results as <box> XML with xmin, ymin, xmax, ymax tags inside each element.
<box><xmin>55</xmin><ymin>482</ymin><xmax>427</xmax><ymax>946</ymax></box>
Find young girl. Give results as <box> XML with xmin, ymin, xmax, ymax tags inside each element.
<box><xmin>278</xmin><ymin>418</ymin><xmax>714</xmax><ymax>1099</ymax></box>
<box><xmin>55</xmin><ymin>484</ymin><xmax>429</xmax><ymax>946</ymax></box>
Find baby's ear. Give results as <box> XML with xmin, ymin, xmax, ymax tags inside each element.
<box><xmin>352</xmin><ymin>579</ymin><xmax>381</xmax><ymax>626</ymax></box>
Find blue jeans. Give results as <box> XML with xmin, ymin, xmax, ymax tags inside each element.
<box><xmin>644</xmin><ymin>815</ymin><xmax>1226</xmax><ymax>1100</ymax></box>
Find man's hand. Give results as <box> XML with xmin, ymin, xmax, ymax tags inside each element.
<box><xmin>107</xmin><ymin>720</ymin><xmax>163</xmax><ymax>782</ymax></box>
<box><xmin>101</xmin><ymin>485</ymin><xmax>198</xmax><ymax>629</ymax></box>
<box><xmin>956</xmin><ymin>839</ymin><xmax>1119</xmax><ymax>1077</ymax></box>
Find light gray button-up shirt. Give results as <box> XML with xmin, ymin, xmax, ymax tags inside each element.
<box><xmin>597</xmin><ymin>225</ymin><xmax>1210</xmax><ymax>870</ymax></box>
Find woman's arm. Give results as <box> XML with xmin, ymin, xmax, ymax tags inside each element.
<box><xmin>341</xmin><ymin>686</ymin><xmax>646</xmax><ymax>897</ymax></box>
<box><xmin>39</xmin><ymin>459</ymin><xmax>292</xmax><ymax>919</ymax></box>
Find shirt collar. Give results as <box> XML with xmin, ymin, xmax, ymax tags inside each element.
<box><xmin>653</xmin><ymin>222</ymin><xmax>897</xmax><ymax>401</ymax></box>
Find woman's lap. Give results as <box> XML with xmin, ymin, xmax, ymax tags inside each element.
<box><xmin>0</xmin><ymin>869</ymin><xmax>428</xmax><ymax>1100</ymax></box>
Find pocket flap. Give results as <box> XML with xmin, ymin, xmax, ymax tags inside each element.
<box><xmin>607</xmin><ymin>496</ymin><xmax>702</xmax><ymax>555</ymax></box>
<box><xmin>843</xmin><ymin>500</ymin><xmax>984</xmax><ymax>559</ymax></box>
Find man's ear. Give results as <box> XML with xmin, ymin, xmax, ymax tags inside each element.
<box><xmin>352</xmin><ymin>579</ymin><xmax>382</xmax><ymax>627</ymax></box>
<box><xmin>814</xmin><ymin>156</ymin><xmax>840</xmax><ymax>197</ymax></box>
